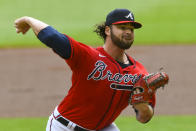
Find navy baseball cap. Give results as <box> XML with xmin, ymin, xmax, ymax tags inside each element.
<box><xmin>105</xmin><ymin>9</ymin><xmax>142</xmax><ymax>29</ymax></box>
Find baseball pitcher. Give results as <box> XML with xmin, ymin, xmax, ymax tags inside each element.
<box><xmin>14</xmin><ymin>8</ymin><xmax>169</xmax><ymax>131</ymax></box>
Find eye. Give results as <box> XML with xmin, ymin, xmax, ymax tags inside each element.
<box><xmin>118</xmin><ymin>26</ymin><xmax>126</xmax><ymax>30</ymax></box>
<box><xmin>118</xmin><ymin>25</ymin><xmax>134</xmax><ymax>31</ymax></box>
<box><xmin>116</xmin><ymin>25</ymin><xmax>134</xmax><ymax>31</ymax></box>
<box><xmin>121</xmin><ymin>26</ymin><xmax>126</xmax><ymax>30</ymax></box>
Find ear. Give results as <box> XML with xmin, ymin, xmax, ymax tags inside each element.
<box><xmin>105</xmin><ymin>26</ymin><xmax>111</xmax><ymax>36</ymax></box>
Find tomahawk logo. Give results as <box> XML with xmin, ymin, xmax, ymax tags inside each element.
<box><xmin>110</xmin><ymin>83</ymin><xmax>133</xmax><ymax>91</ymax></box>
<box><xmin>125</xmin><ymin>13</ymin><xmax>133</xmax><ymax>20</ymax></box>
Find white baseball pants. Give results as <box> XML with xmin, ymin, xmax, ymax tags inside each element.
<box><xmin>46</xmin><ymin>107</ymin><xmax>120</xmax><ymax>131</ymax></box>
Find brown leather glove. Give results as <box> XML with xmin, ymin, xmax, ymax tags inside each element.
<box><xmin>130</xmin><ymin>72</ymin><xmax>169</xmax><ymax>105</ymax></box>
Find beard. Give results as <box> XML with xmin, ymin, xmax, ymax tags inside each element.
<box><xmin>110</xmin><ymin>29</ymin><xmax>134</xmax><ymax>50</ymax></box>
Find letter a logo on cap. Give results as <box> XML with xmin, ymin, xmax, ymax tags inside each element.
<box><xmin>125</xmin><ymin>13</ymin><xmax>133</xmax><ymax>20</ymax></box>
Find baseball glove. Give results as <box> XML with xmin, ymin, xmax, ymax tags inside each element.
<box><xmin>129</xmin><ymin>72</ymin><xmax>169</xmax><ymax>105</ymax></box>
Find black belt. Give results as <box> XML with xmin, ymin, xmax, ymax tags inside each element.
<box><xmin>56</xmin><ymin>117</ymin><xmax>89</xmax><ymax>131</ymax></box>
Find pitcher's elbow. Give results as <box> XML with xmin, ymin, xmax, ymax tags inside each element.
<box><xmin>137</xmin><ymin>113</ymin><xmax>153</xmax><ymax>123</ymax></box>
<box><xmin>136</xmin><ymin>107</ymin><xmax>154</xmax><ymax>123</ymax></box>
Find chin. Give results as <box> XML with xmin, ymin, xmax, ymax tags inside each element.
<box><xmin>123</xmin><ymin>42</ymin><xmax>133</xmax><ymax>49</ymax></box>
<box><xmin>119</xmin><ymin>44</ymin><xmax>132</xmax><ymax>50</ymax></box>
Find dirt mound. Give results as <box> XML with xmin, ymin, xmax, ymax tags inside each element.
<box><xmin>1</xmin><ymin>45</ymin><xmax>195</xmax><ymax>117</ymax></box>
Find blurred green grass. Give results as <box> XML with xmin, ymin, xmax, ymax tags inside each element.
<box><xmin>0</xmin><ymin>116</ymin><xmax>196</xmax><ymax>131</ymax></box>
<box><xmin>0</xmin><ymin>0</ymin><xmax>196</xmax><ymax>47</ymax></box>
<box><xmin>116</xmin><ymin>115</ymin><xmax>196</xmax><ymax>131</ymax></box>
<box><xmin>0</xmin><ymin>117</ymin><xmax>47</xmax><ymax>131</ymax></box>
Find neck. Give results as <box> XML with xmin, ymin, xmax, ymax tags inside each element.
<box><xmin>103</xmin><ymin>38</ymin><xmax>128</xmax><ymax>64</ymax></box>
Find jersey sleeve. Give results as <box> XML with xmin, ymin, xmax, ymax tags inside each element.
<box><xmin>37</xmin><ymin>26</ymin><xmax>95</xmax><ymax>71</ymax></box>
<box><xmin>37</xmin><ymin>26</ymin><xmax>71</xmax><ymax>59</ymax></box>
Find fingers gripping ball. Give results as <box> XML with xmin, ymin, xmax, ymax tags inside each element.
<box><xmin>130</xmin><ymin>72</ymin><xmax>169</xmax><ymax>105</ymax></box>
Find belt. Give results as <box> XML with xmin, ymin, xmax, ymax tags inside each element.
<box><xmin>56</xmin><ymin>116</ymin><xmax>89</xmax><ymax>131</ymax></box>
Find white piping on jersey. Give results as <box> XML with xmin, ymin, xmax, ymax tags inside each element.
<box><xmin>98</xmin><ymin>54</ymin><xmax>106</xmax><ymax>57</ymax></box>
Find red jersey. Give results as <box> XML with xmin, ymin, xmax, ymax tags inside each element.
<box><xmin>58</xmin><ymin>36</ymin><xmax>156</xmax><ymax>130</ymax></box>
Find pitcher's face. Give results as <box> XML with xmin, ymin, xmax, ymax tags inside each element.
<box><xmin>110</xmin><ymin>23</ymin><xmax>135</xmax><ymax>49</ymax></box>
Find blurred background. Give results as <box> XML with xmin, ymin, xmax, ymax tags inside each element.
<box><xmin>0</xmin><ymin>0</ymin><xmax>195</xmax><ymax>47</ymax></box>
<box><xmin>0</xmin><ymin>0</ymin><xmax>196</xmax><ymax>130</ymax></box>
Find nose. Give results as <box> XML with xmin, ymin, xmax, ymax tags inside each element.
<box><xmin>124</xmin><ymin>28</ymin><xmax>133</xmax><ymax>34</ymax></box>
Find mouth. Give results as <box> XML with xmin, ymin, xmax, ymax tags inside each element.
<box><xmin>123</xmin><ymin>37</ymin><xmax>132</xmax><ymax>41</ymax></box>
<box><xmin>123</xmin><ymin>35</ymin><xmax>132</xmax><ymax>40</ymax></box>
